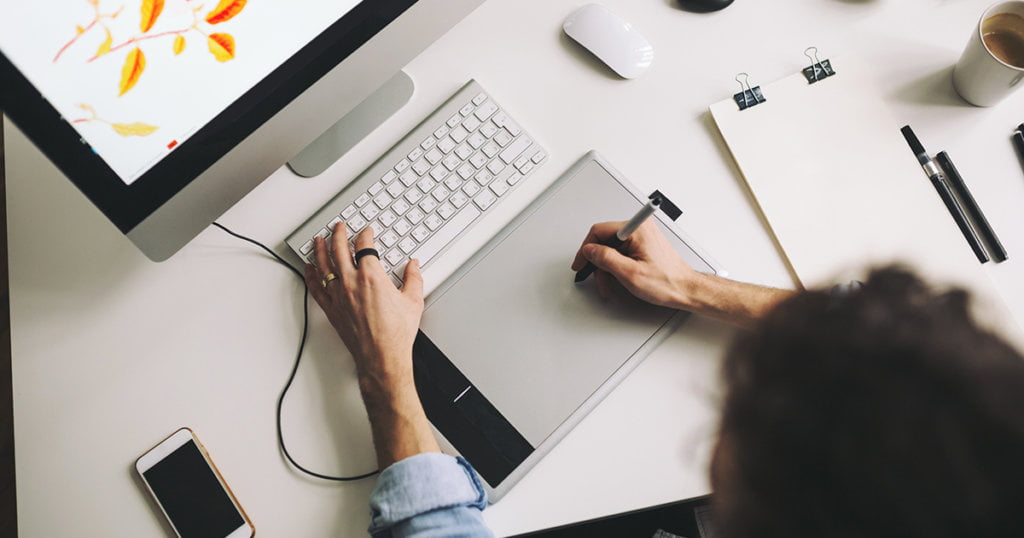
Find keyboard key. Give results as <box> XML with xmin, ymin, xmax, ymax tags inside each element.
<box><xmin>487</xmin><ymin>159</ymin><xmax>506</xmax><ymax>175</ymax></box>
<box><xmin>514</xmin><ymin>155</ymin><xmax>531</xmax><ymax>170</ymax></box>
<box><xmin>480</xmin><ymin>121</ymin><xmax>499</xmax><ymax>139</ymax></box>
<box><xmin>420</xmin><ymin>198</ymin><xmax>438</xmax><ymax>213</ymax></box>
<box><xmin>450</xmin><ymin>191</ymin><xmax>469</xmax><ymax>208</ymax></box>
<box><xmin>472</xmin><ymin>92</ymin><xmax>488</xmax><ymax>105</ymax></box>
<box><xmin>494</xmin><ymin>130</ymin><xmax>513</xmax><ymax>147</ymax></box>
<box><xmin>348</xmin><ymin>216</ymin><xmax>367</xmax><ymax>233</ymax></box>
<box><xmin>433</xmin><ymin>125</ymin><xmax>450</xmax><ymax>139</ymax></box>
<box><xmin>508</xmin><ymin>173</ymin><xmax>524</xmax><ymax>186</ymax></box>
<box><xmin>417</xmin><ymin>176</ymin><xmax>437</xmax><ymax>193</ymax></box>
<box><xmin>411</xmin><ymin>205</ymin><xmax>482</xmax><ymax>266</ymax></box>
<box><xmin>458</xmin><ymin>163</ymin><xmax>476</xmax><ymax>180</ymax></box>
<box><xmin>361</xmin><ymin>205</ymin><xmax>380</xmax><ymax>220</ymax></box>
<box><xmin>380</xmin><ymin>259</ymin><xmax>392</xmax><ymax>273</ymax></box>
<box><xmin>420</xmin><ymin>136</ymin><xmax>437</xmax><ymax>150</ymax></box>
<box><xmin>455</xmin><ymin>144</ymin><xmax>473</xmax><ymax>160</ymax></box>
<box><xmin>442</xmin><ymin>154</ymin><xmax>461</xmax><ymax>171</ymax></box>
<box><xmin>438</xmin><ymin>136</ymin><xmax>457</xmax><ymax>154</ymax></box>
<box><xmin>425</xmin><ymin>148</ymin><xmax>443</xmax><ymax>165</ymax></box>
<box><xmin>391</xmin><ymin>199</ymin><xmax>410</xmax><ymax>215</ymax></box>
<box><xmin>500</xmin><ymin>136</ymin><xmax>532</xmax><ymax>164</ymax></box>
<box><xmin>411</xmin><ymin>159</ymin><xmax>430</xmax><ymax>176</ymax></box>
<box><xmin>446</xmin><ymin>113</ymin><xmax>461</xmax><ymax>128</ymax></box>
<box><xmin>445</xmin><ymin>176</ymin><xmax>464</xmax><ymax>191</ymax></box>
<box><xmin>474</xmin><ymin>189</ymin><xmax>497</xmax><ymax>211</ymax></box>
<box><xmin>382</xmin><ymin>170</ymin><xmax>398</xmax><ymax>184</ymax></box>
<box><xmin>490</xmin><ymin>180</ymin><xmax>509</xmax><ymax>197</ymax></box>
<box><xmin>532</xmin><ymin>150</ymin><xmax>547</xmax><ymax>164</ymax></box>
<box><xmin>469</xmin><ymin>152</ymin><xmax>488</xmax><ymax>169</ymax></box>
<box><xmin>475</xmin><ymin>102</ymin><xmax>499</xmax><ymax>121</ymax></box>
<box><xmin>482</xmin><ymin>141</ymin><xmax>500</xmax><ymax>158</ymax></box>
<box><xmin>328</xmin><ymin>216</ymin><xmax>343</xmax><ymax>230</ymax></box>
<box><xmin>425</xmin><ymin>213</ymin><xmax>444</xmax><ymax>231</ymax></box>
<box><xmin>450</xmin><ymin>125</ymin><xmax>470</xmax><ymax>143</ymax></box>
<box><xmin>492</xmin><ymin>111</ymin><xmax>508</xmax><ymax>127</ymax></box>
<box><xmin>380</xmin><ymin>230</ymin><xmax>399</xmax><ymax>248</ymax></box>
<box><xmin>429</xmin><ymin>166</ymin><xmax>449</xmax><ymax>182</ymax></box>
<box><xmin>407</xmin><ymin>147</ymin><xmax>424</xmax><ymax>162</ymax></box>
<box><xmin>374</xmin><ymin>193</ymin><xmax>392</xmax><ymax>209</ymax></box>
<box><xmin>412</xmin><ymin>225</ymin><xmax>430</xmax><ymax>242</ymax></box>
<box><xmin>355</xmin><ymin>193</ymin><xmax>371</xmax><ymax>207</ymax></box>
<box><xmin>369</xmin><ymin>220</ymin><xmax>385</xmax><ymax>237</ymax></box>
<box><xmin>407</xmin><ymin>208</ymin><xmax>425</xmax><ymax>224</ymax></box>
<box><xmin>504</xmin><ymin>121</ymin><xmax>522</xmax><ymax>137</ymax></box>
<box><xmin>379</xmin><ymin>210</ymin><xmax>397</xmax><ymax>228</ymax></box>
<box><xmin>395</xmin><ymin>158</ymin><xmax>412</xmax><ymax>173</ymax></box>
<box><xmin>387</xmin><ymin>181</ymin><xmax>405</xmax><ymax>198</ymax></box>
<box><xmin>341</xmin><ymin>205</ymin><xmax>357</xmax><ymax>219</ymax></box>
<box><xmin>300</xmin><ymin>240</ymin><xmax>314</xmax><ymax>255</ymax></box>
<box><xmin>518</xmin><ymin>161</ymin><xmax>535</xmax><ymax>175</ymax></box>
<box><xmin>369</xmin><ymin>181</ymin><xmax>385</xmax><ymax>195</ymax></box>
<box><xmin>399</xmin><ymin>237</ymin><xmax>417</xmax><ymax>254</ymax></box>
<box><xmin>463</xmin><ymin>181</ymin><xmax>481</xmax><ymax>197</ymax></box>
<box><xmin>462</xmin><ymin>116</ymin><xmax>481</xmax><ymax>133</ymax></box>
<box><xmin>432</xmin><ymin>186</ymin><xmax>451</xmax><ymax>202</ymax></box>
<box><xmin>468</xmin><ymin>132</ymin><xmax>486</xmax><ymax>149</ymax></box>
<box><xmin>474</xmin><ymin>170</ymin><xmax>494</xmax><ymax>186</ymax></box>
<box><xmin>459</xmin><ymin>103</ymin><xmax>475</xmax><ymax>116</ymax></box>
<box><xmin>385</xmin><ymin>248</ymin><xmax>404</xmax><ymax>265</ymax></box>
<box><xmin>394</xmin><ymin>218</ymin><xmax>412</xmax><ymax>236</ymax></box>
<box><xmin>437</xmin><ymin>202</ymin><xmax>456</xmax><ymax>220</ymax></box>
<box><xmin>405</xmin><ymin>189</ymin><xmax>423</xmax><ymax>204</ymax></box>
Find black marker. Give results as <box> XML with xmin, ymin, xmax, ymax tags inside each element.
<box><xmin>936</xmin><ymin>151</ymin><xmax>1007</xmax><ymax>263</ymax></box>
<box><xmin>900</xmin><ymin>126</ymin><xmax>989</xmax><ymax>263</ymax></box>
<box><xmin>575</xmin><ymin>195</ymin><xmax>661</xmax><ymax>283</ymax></box>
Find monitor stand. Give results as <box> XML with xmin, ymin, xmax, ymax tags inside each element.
<box><xmin>287</xmin><ymin>70</ymin><xmax>415</xmax><ymax>178</ymax></box>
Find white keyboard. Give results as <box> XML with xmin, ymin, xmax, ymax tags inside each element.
<box><xmin>287</xmin><ymin>80</ymin><xmax>547</xmax><ymax>286</ymax></box>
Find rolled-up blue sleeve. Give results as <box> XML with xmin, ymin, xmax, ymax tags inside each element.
<box><xmin>368</xmin><ymin>453</ymin><xmax>493</xmax><ymax>538</ymax></box>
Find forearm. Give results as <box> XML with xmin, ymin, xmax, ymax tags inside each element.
<box><xmin>674</xmin><ymin>272</ymin><xmax>795</xmax><ymax>329</ymax></box>
<box><xmin>359</xmin><ymin>368</ymin><xmax>441</xmax><ymax>469</ymax></box>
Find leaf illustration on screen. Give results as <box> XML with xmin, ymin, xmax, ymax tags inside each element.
<box><xmin>173</xmin><ymin>35</ymin><xmax>186</xmax><ymax>54</ymax></box>
<box><xmin>205</xmin><ymin>0</ymin><xmax>247</xmax><ymax>25</ymax></box>
<box><xmin>56</xmin><ymin>0</ymin><xmax>247</xmax><ymax>97</ymax></box>
<box><xmin>119</xmin><ymin>48</ymin><xmax>146</xmax><ymax>95</ymax></box>
<box><xmin>139</xmin><ymin>0</ymin><xmax>165</xmax><ymax>33</ymax></box>
<box><xmin>72</xmin><ymin>103</ymin><xmax>159</xmax><ymax>137</ymax></box>
<box><xmin>207</xmin><ymin>33</ymin><xmax>235</xmax><ymax>62</ymax></box>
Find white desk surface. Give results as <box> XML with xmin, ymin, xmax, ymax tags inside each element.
<box><xmin>7</xmin><ymin>0</ymin><xmax>1024</xmax><ymax>536</ymax></box>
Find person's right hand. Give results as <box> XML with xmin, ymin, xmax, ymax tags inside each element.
<box><xmin>570</xmin><ymin>220</ymin><xmax>700</xmax><ymax>309</ymax></box>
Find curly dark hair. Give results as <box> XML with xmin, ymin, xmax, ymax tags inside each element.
<box><xmin>713</xmin><ymin>267</ymin><xmax>1024</xmax><ymax>538</ymax></box>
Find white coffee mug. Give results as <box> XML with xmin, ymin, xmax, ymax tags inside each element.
<box><xmin>953</xmin><ymin>1</ymin><xmax>1024</xmax><ymax>107</ymax></box>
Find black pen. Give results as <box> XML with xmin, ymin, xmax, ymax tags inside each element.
<box><xmin>900</xmin><ymin>126</ymin><xmax>989</xmax><ymax>263</ymax></box>
<box><xmin>935</xmin><ymin>151</ymin><xmax>1007</xmax><ymax>263</ymax></box>
<box><xmin>1013</xmin><ymin>124</ymin><xmax>1024</xmax><ymax>170</ymax></box>
<box><xmin>574</xmin><ymin>195</ymin><xmax>661</xmax><ymax>283</ymax></box>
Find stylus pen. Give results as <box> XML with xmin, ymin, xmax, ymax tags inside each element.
<box><xmin>900</xmin><ymin>126</ymin><xmax>989</xmax><ymax>264</ymax></box>
<box><xmin>936</xmin><ymin>151</ymin><xmax>1008</xmax><ymax>263</ymax></box>
<box><xmin>574</xmin><ymin>195</ymin><xmax>661</xmax><ymax>283</ymax></box>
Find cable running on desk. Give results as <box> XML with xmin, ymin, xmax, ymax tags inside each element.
<box><xmin>212</xmin><ymin>222</ymin><xmax>379</xmax><ymax>482</ymax></box>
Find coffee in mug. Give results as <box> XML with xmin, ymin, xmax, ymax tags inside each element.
<box><xmin>953</xmin><ymin>2</ymin><xmax>1024</xmax><ymax>107</ymax></box>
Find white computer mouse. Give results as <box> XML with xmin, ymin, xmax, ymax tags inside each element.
<box><xmin>563</xmin><ymin>4</ymin><xmax>654</xmax><ymax>79</ymax></box>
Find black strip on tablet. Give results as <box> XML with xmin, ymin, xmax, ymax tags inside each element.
<box><xmin>412</xmin><ymin>330</ymin><xmax>535</xmax><ymax>487</ymax></box>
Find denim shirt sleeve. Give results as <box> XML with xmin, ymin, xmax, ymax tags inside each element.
<box><xmin>368</xmin><ymin>453</ymin><xmax>494</xmax><ymax>538</ymax></box>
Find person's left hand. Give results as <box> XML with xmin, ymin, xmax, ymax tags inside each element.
<box><xmin>304</xmin><ymin>222</ymin><xmax>424</xmax><ymax>392</ymax></box>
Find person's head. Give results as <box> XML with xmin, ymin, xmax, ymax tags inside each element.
<box><xmin>711</xmin><ymin>267</ymin><xmax>1024</xmax><ymax>538</ymax></box>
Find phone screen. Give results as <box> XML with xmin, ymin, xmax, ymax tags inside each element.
<box><xmin>143</xmin><ymin>439</ymin><xmax>245</xmax><ymax>538</ymax></box>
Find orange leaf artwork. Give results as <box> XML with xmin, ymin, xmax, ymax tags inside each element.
<box><xmin>205</xmin><ymin>0</ymin><xmax>247</xmax><ymax>25</ymax></box>
<box><xmin>207</xmin><ymin>33</ymin><xmax>235</xmax><ymax>62</ymax></box>
<box><xmin>173</xmin><ymin>35</ymin><xmax>186</xmax><ymax>55</ymax></box>
<box><xmin>96</xmin><ymin>28</ymin><xmax>113</xmax><ymax>57</ymax></box>
<box><xmin>112</xmin><ymin>122</ymin><xmax>159</xmax><ymax>136</ymax></box>
<box><xmin>119</xmin><ymin>47</ymin><xmax>146</xmax><ymax>96</ymax></box>
<box><xmin>140</xmin><ymin>0</ymin><xmax>165</xmax><ymax>33</ymax></box>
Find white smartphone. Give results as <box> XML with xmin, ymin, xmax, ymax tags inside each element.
<box><xmin>136</xmin><ymin>428</ymin><xmax>255</xmax><ymax>538</ymax></box>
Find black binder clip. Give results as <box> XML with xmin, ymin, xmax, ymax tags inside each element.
<box><xmin>733</xmin><ymin>73</ymin><xmax>766</xmax><ymax>111</ymax></box>
<box><xmin>802</xmin><ymin>47</ymin><xmax>835</xmax><ymax>84</ymax></box>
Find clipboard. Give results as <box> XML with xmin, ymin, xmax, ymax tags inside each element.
<box><xmin>412</xmin><ymin>151</ymin><xmax>724</xmax><ymax>501</ymax></box>
<box><xmin>709</xmin><ymin>51</ymin><xmax>1024</xmax><ymax>346</ymax></box>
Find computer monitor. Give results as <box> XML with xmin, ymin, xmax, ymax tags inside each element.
<box><xmin>0</xmin><ymin>0</ymin><xmax>485</xmax><ymax>261</ymax></box>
